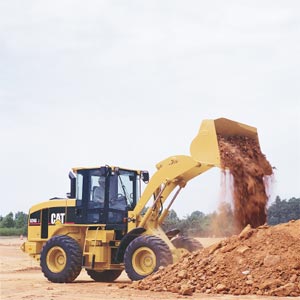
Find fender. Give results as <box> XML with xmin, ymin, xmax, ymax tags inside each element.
<box><xmin>115</xmin><ymin>227</ymin><xmax>146</xmax><ymax>263</ymax></box>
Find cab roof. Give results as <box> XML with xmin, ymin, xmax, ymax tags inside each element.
<box><xmin>72</xmin><ymin>165</ymin><xmax>144</xmax><ymax>174</ymax></box>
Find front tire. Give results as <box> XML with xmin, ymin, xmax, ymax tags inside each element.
<box><xmin>40</xmin><ymin>235</ymin><xmax>82</xmax><ymax>283</ymax></box>
<box><xmin>86</xmin><ymin>269</ymin><xmax>122</xmax><ymax>282</ymax></box>
<box><xmin>124</xmin><ymin>235</ymin><xmax>172</xmax><ymax>281</ymax></box>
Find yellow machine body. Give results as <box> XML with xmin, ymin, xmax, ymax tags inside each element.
<box><xmin>21</xmin><ymin>118</ymin><xmax>261</xmax><ymax>282</ymax></box>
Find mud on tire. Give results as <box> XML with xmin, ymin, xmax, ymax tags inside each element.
<box><xmin>40</xmin><ymin>235</ymin><xmax>82</xmax><ymax>283</ymax></box>
<box><xmin>124</xmin><ymin>235</ymin><xmax>173</xmax><ymax>281</ymax></box>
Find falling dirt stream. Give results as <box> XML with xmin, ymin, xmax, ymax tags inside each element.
<box><xmin>217</xmin><ymin>135</ymin><xmax>273</xmax><ymax>231</ymax></box>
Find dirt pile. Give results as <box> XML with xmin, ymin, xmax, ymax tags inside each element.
<box><xmin>218</xmin><ymin>135</ymin><xmax>273</xmax><ymax>231</ymax></box>
<box><xmin>134</xmin><ymin>220</ymin><xmax>300</xmax><ymax>296</ymax></box>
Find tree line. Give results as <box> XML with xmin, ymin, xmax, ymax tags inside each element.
<box><xmin>0</xmin><ymin>196</ymin><xmax>299</xmax><ymax>236</ymax></box>
<box><xmin>0</xmin><ymin>211</ymin><xmax>28</xmax><ymax>236</ymax></box>
<box><xmin>163</xmin><ymin>196</ymin><xmax>300</xmax><ymax>237</ymax></box>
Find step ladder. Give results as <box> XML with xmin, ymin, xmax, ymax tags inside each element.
<box><xmin>82</xmin><ymin>227</ymin><xmax>100</xmax><ymax>269</ymax></box>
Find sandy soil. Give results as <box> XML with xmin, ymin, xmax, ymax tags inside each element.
<box><xmin>0</xmin><ymin>237</ymin><xmax>293</xmax><ymax>300</ymax></box>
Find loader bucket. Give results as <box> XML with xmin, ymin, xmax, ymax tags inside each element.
<box><xmin>190</xmin><ymin>118</ymin><xmax>258</xmax><ymax>167</ymax></box>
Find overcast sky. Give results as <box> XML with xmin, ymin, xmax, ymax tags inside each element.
<box><xmin>1</xmin><ymin>1</ymin><xmax>299</xmax><ymax>217</ymax></box>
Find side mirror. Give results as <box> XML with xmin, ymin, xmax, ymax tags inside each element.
<box><xmin>68</xmin><ymin>171</ymin><xmax>76</xmax><ymax>198</ymax></box>
<box><xmin>141</xmin><ymin>171</ymin><xmax>149</xmax><ymax>184</ymax></box>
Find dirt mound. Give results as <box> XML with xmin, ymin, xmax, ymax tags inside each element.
<box><xmin>134</xmin><ymin>220</ymin><xmax>300</xmax><ymax>296</ymax></box>
<box><xmin>218</xmin><ymin>135</ymin><xmax>273</xmax><ymax>232</ymax></box>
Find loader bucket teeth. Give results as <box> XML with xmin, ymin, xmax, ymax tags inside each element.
<box><xmin>190</xmin><ymin>117</ymin><xmax>259</xmax><ymax>166</ymax></box>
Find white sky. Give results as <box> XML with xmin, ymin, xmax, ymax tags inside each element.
<box><xmin>1</xmin><ymin>1</ymin><xmax>299</xmax><ymax>217</ymax></box>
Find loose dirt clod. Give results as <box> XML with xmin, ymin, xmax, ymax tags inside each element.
<box><xmin>135</xmin><ymin>220</ymin><xmax>300</xmax><ymax>296</ymax></box>
<box><xmin>218</xmin><ymin>135</ymin><xmax>273</xmax><ymax>231</ymax></box>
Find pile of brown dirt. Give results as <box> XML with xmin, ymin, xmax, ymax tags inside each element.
<box><xmin>217</xmin><ymin>135</ymin><xmax>273</xmax><ymax>231</ymax></box>
<box><xmin>134</xmin><ymin>220</ymin><xmax>300</xmax><ymax>296</ymax></box>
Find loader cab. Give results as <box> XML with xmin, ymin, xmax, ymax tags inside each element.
<box><xmin>73</xmin><ymin>166</ymin><xmax>144</xmax><ymax>230</ymax></box>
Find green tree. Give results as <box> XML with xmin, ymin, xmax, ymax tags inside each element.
<box><xmin>0</xmin><ymin>211</ymin><xmax>28</xmax><ymax>236</ymax></box>
<box><xmin>184</xmin><ymin>210</ymin><xmax>205</xmax><ymax>236</ymax></box>
<box><xmin>162</xmin><ymin>209</ymin><xmax>180</xmax><ymax>232</ymax></box>
<box><xmin>15</xmin><ymin>211</ymin><xmax>28</xmax><ymax>228</ymax></box>
<box><xmin>0</xmin><ymin>212</ymin><xmax>15</xmax><ymax>228</ymax></box>
<box><xmin>190</xmin><ymin>210</ymin><xmax>205</xmax><ymax>220</ymax></box>
<box><xmin>267</xmin><ymin>196</ymin><xmax>300</xmax><ymax>225</ymax></box>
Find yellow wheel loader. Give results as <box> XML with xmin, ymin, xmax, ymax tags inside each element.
<box><xmin>21</xmin><ymin>118</ymin><xmax>261</xmax><ymax>283</ymax></box>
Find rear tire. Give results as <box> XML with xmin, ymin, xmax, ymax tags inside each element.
<box><xmin>40</xmin><ymin>235</ymin><xmax>82</xmax><ymax>283</ymax></box>
<box><xmin>171</xmin><ymin>236</ymin><xmax>203</xmax><ymax>252</ymax></box>
<box><xmin>86</xmin><ymin>269</ymin><xmax>122</xmax><ymax>282</ymax></box>
<box><xmin>124</xmin><ymin>235</ymin><xmax>172</xmax><ymax>281</ymax></box>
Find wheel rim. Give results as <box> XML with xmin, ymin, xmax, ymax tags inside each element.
<box><xmin>46</xmin><ymin>246</ymin><xmax>67</xmax><ymax>273</ymax></box>
<box><xmin>132</xmin><ymin>247</ymin><xmax>156</xmax><ymax>276</ymax></box>
<box><xmin>177</xmin><ymin>248</ymin><xmax>189</xmax><ymax>256</ymax></box>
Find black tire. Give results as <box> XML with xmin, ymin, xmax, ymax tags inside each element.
<box><xmin>171</xmin><ymin>236</ymin><xmax>203</xmax><ymax>252</ymax></box>
<box><xmin>86</xmin><ymin>269</ymin><xmax>122</xmax><ymax>282</ymax></box>
<box><xmin>40</xmin><ymin>235</ymin><xmax>82</xmax><ymax>283</ymax></box>
<box><xmin>124</xmin><ymin>235</ymin><xmax>172</xmax><ymax>281</ymax></box>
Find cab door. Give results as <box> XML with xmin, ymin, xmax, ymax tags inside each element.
<box><xmin>74</xmin><ymin>169</ymin><xmax>107</xmax><ymax>224</ymax></box>
<box><xmin>74</xmin><ymin>172</ymin><xmax>87</xmax><ymax>224</ymax></box>
<box><xmin>106</xmin><ymin>173</ymin><xmax>128</xmax><ymax>230</ymax></box>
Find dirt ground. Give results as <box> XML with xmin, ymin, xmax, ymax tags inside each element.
<box><xmin>0</xmin><ymin>237</ymin><xmax>295</xmax><ymax>300</ymax></box>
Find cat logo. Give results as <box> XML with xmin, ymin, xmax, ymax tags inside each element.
<box><xmin>50</xmin><ymin>213</ymin><xmax>66</xmax><ymax>225</ymax></box>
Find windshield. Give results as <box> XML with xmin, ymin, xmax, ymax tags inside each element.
<box><xmin>116</xmin><ymin>169</ymin><xmax>139</xmax><ymax>210</ymax></box>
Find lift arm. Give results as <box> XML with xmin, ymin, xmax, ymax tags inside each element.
<box><xmin>133</xmin><ymin>118</ymin><xmax>259</xmax><ymax>228</ymax></box>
